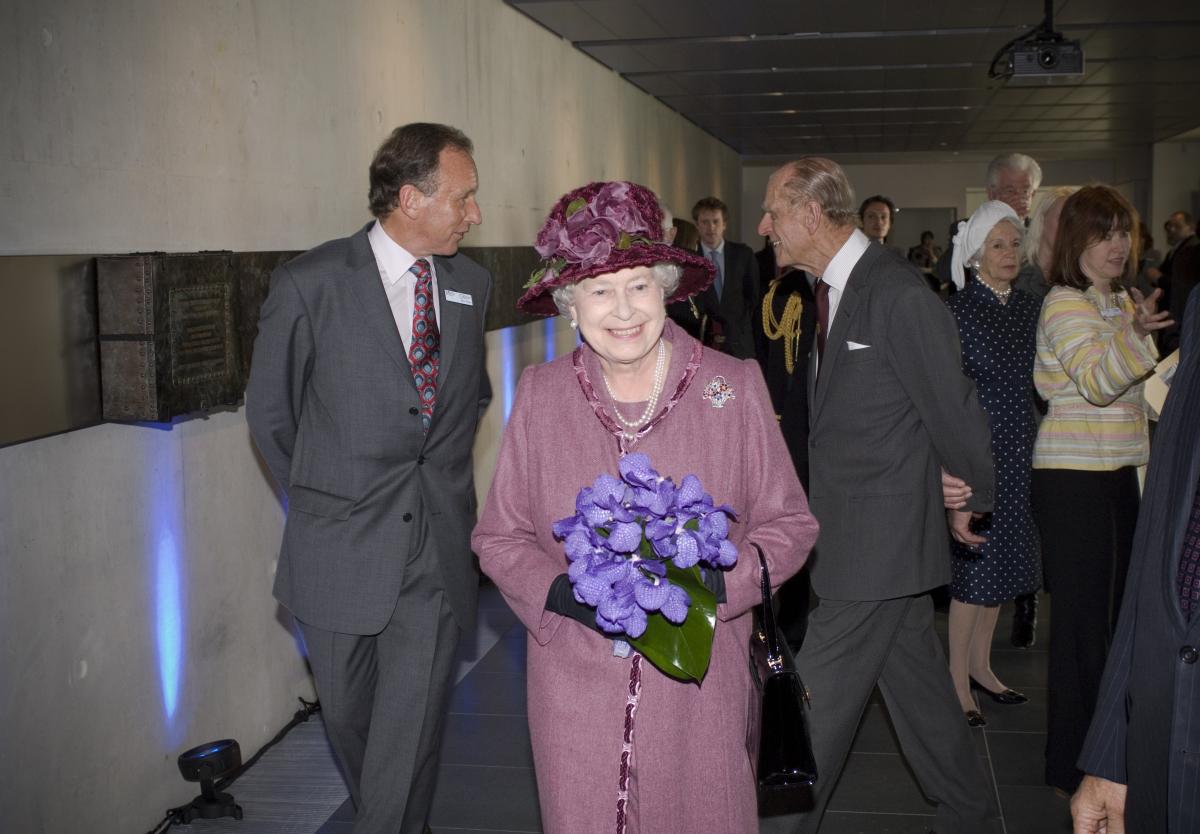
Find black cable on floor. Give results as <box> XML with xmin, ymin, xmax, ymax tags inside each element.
<box><xmin>142</xmin><ymin>696</ymin><xmax>322</xmax><ymax>834</ymax></box>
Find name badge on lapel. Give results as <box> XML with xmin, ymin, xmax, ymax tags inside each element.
<box><xmin>444</xmin><ymin>290</ymin><xmax>473</xmax><ymax>306</ymax></box>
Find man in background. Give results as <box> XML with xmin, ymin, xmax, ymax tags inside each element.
<box><xmin>690</xmin><ymin>196</ymin><xmax>761</xmax><ymax>359</ymax></box>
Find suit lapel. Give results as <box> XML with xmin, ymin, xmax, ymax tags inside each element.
<box><xmin>810</xmin><ymin>262</ymin><xmax>865</xmax><ymax>422</ymax></box>
<box><xmin>346</xmin><ymin>229</ymin><xmax>414</xmax><ymax>383</ymax></box>
<box><xmin>432</xmin><ymin>256</ymin><xmax>468</xmax><ymax>404</ymax></box>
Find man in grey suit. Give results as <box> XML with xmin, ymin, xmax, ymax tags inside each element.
<box><xmin>757</xmin><ymin>158</ymin><xmax>995</xmax><ymax>834</ymax></box>
<box><xmin>1072</xmin><ymin>290</ymin><xmax>1197</xmax><ymax>834</ymax></box>
<box><xmin>246</xmin><ymin>122</ymin><xmax>492</xmax><ymax>834</ymax></box>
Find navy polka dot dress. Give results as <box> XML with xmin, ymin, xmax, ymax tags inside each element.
<box><xmin>947</xmin><ymin>280</ymin><xmax>1042</xmax><ymax>604</ymax></box>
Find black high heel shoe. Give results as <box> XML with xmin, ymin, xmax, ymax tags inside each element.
<box><xmin>970</xmin><ymin>677</ymin><xmax>1028</xmax><ymax>705</ymax></box>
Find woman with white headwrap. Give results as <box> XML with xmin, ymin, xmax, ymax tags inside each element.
<box><xmin>945</xmin><ymin>201</ymin><xmax>1042</xmax><ymax>726</ymax></box>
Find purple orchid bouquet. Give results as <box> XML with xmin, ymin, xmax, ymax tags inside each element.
<box><xmin>552</xmin><ymin>453</ymin><xmax>737</xmax><ymax>682</ymax></box>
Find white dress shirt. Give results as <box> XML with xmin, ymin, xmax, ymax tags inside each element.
<box><xmin>815</xmin><ymin>228</ymin><xmax>871</xmax><ymax>374</ymax></box>
<box><xmin>368</xmin><ymin>220</ymin><xmax>442</xmax><ymax>354</ymax></box>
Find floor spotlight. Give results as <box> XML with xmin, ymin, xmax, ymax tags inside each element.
<box><xmin>176</xmin><ymin>739</ymin><xmax>243</xmax><ymax>822</ymax></box>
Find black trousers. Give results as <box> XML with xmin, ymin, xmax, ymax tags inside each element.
<box><xmin>1032</xmin><ymin>466</ymin><xmax>1139</xmax><ymax>793</ymax></box>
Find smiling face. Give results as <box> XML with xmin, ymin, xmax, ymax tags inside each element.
<box><xmin>861</xmin><ymin>201</ymin><xmax>892</xmax><ymax>242</ymax></box>
<box><xmin>1079</xmin><ymin>221</ymin><xmax>1133</xmax><ymax>287</ymax></box>
<box><xmin>757</xmin><ymin>170</ymin><xmax>811</xmax><ymax>271</ymax></box>
<box><xmin>410</xmin><ymin>147</ymin><xmax>482</xmax><ymax>256</ymax></box>
<box><xmin>569</xmin><ymin>266</ymin><xmax>667</xmax><ymax>372</ymax></box>
<box><xmin>977</xmin><ymin>220</ymin><xmax>1023</xmax><ymax>287</ymax></box>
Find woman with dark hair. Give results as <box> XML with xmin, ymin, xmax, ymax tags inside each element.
<box><xmin>1032</xmin><ymin>185</ymin><xmax>1173</xmax><ymax>793</ymax></box>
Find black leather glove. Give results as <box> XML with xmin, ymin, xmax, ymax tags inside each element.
<box><xmin>545</xmin><ymin>574</ymin><xmax>605</xmax><ymax>633</ymax></box>
<box><xmin>701</xmin><ymin>566</ymin><xmax>728</xmax><ymax>604</ymax></box>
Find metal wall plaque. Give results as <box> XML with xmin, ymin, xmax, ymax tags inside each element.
<box><xmin>4</xmin><ymin>245</ymin><xmax>539</xmax><ymax>443</ymax></box>
<box><xmin>97</xmin><ymin>253</ymin><xmax>248</xmax><ymax>422</ymax></box>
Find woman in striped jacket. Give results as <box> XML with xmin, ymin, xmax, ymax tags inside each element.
<box><xmin>1031</xmin><ymin>185</ymin><xmax>1173</xmax><ymax>795</ymax></box>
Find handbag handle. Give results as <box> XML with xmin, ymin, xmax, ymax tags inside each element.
<box><xmin>752</xmin><ymin>543</ymin><xmax>786</xmax><ymax>673</ymax></box>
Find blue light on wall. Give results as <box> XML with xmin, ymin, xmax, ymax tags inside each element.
<box><xmin>501</xmin><ymin>327</ymin><xmax>516</xmax><ymax>423</ymax></box>
<box><xmin>155</xmin><ymin>528</ymin><xmax>183</xmax><ymax>723</ymax></box>
<box><xmin>148</xmin><ymin>449</ymin><xmax>186</xmax><ymax>743</ymax></box>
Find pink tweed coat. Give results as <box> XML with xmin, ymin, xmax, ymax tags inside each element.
<box><xmin>472</xmin><ymin>322</ymin><xmax>819</xmax><ymax>834</ymax></box>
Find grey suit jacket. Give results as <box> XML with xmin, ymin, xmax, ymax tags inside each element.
<box><xmin>806</xmin><ymin>243</ymin><xmax>995</xmax><ymax>601</ymax></box>
<box><xmin>1079</xmin><ymin>289</ymin><xmax>1200</xmax><ymax>834</ymax></box>
<box><xmin>246</xmin><ymin>223</ymin><xmax>492</xmax><ymax>635</ymax></box>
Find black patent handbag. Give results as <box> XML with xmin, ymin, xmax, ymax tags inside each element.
<box><xmin>750</xmin><ymin>544</ymin><xmax>818</xmax><ymax>790</ymax></box>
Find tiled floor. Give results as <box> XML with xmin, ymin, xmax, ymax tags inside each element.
<box><xmin>201</xmin><ymin>587</ymin><xmax>1075</xmax><ymax>834</ymax></box>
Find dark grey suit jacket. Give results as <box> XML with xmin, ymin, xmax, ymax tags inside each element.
<box><xmin>806</xmin><ymin>243</ymin><xmax>995</xmax><ymax>601</ymax></box>
<box><xmin>1079</xmin><ymin>289</ymin><xmax>1200</xmax><ymax>834</ymax></box>
<box><xmin>246</xmin><ymin>223</ymin><xmax>492</xmax><ymax>635</ymax></box>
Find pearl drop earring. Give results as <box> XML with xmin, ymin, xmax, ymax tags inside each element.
<box><xmin>569</xmin><ymin>319</ymin><xmax>578</xmax><ymax>330</ymax></box>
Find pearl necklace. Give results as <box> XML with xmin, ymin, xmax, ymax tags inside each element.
<box><xmin>602</xmin><ymin>339</ymin><xmax>666</xmax><ymax>436</ymax></box>
<box><xmin>980</xmin><ymin>277</ymin><xmax>1012</xmax><ymax>304</ymax></box>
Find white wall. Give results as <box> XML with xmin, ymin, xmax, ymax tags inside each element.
<box><xmin>0</xmin><ymin>1</ymin><xmax>739</xmax><ymax>831</ymax></box>
<box><xmin>1151</xmin><ymin>140</ymin><xmax>1200</xmax><ymax>234</ymax></box>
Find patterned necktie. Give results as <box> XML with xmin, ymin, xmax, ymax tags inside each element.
<box><xmin>708</xmin><ymin>249</ymin><xmax>724</xmax><ymax>299</ymax></box>
<box><xmin>814</xmin><ymin>278</ymin><xmax>830</xmax><ymax>374</ymax></box>
<box><xmin>1176</xmin><ymin>475</ymin><xmax>1200</xmax><ymax>618</ymax></box>
<box><xmin>408</xmin><ymin>258</ymin><xmax>440</xmax><ymax>433</ymax></box>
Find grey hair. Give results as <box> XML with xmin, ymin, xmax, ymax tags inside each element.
<box><xmin>987</xmin><ymin>153</ymin><xmax>1043</xmax><ymax>192</ymax></box>
<box><xmin>1023</xmin><ymin>186</ymin><xmax>1079</xmax><ymax>265</ymax></box>
<box><xmin>660</xmin><ymin>204</ymin><xmax>675</xmax><ymax>232</ymax></box>
<box><xmin>550</xmin><ymin>263</ymin><xmax>683</xmax><ymax>316</ymax></box>
<box><xmin>777</xmin><ymin>157</ymin><xmax>858</xmax><ymax>227</ymax></box>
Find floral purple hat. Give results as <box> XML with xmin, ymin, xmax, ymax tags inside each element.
<box><xmin>517</xmin><ymin>181</ymin><xmax>716</xmax><ymax>317</ymax></box>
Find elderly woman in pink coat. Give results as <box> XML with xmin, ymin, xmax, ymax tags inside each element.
<box><xmin>471</xmin><ymin>181</ymin><xmax>819</xmax><ymax>834</ymax></box>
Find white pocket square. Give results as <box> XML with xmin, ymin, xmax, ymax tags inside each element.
<box><xmin>847</xmin><ymin>341</ymin><xmax>871</xmax><ymax>351</ymax></box>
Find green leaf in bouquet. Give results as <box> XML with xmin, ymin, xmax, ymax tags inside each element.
<box><xmin>629</xmin><ymin>564</ymin><xmax>717</xmax><ymax>684</ymax></box>
<box><xmin>565</xmin><ymin>197</ymin><xmax>588</xmax><ymax>217</ymax></box>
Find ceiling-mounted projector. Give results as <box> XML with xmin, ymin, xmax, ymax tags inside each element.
<box><xmin>1009</xmin><ymin>39</ymin><xmax>1084</xmax><ymax>77</ymax></box>
<box><xmin>989</xmin><ymin>1</ymin><xmax>1085</xmax><ymax>83</ymax></box>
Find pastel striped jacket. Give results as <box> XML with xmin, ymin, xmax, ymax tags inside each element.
<box><xmin>1032</xmin><ymin>285</ymin><xmax>1158</xmax><ymax>470</ymax></box>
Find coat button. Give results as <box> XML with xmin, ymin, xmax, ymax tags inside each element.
<box><xmin>409</xmin><ymin>407</ymin><xmax>419</xmax><ymax>416</ymax></box>
<box><xmin>403</xmin><ymin>512</ymin><xmax>413</xmax><ymax>522</ymax></box>
<box><xmin>1182</xmin><ymin>646</ymin><xmax>1198</xmax><ymax>664</ymax></box>
<box><xmin>417</xmin><ymin>455</ymin><xmax>425</xmax><ymax>465</ymax></box>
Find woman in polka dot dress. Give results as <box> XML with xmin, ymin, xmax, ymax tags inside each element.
<box><xmin>945</xmin><ymin>201</ymin><xmax>1042</xmax><ymax>726</ymax></box>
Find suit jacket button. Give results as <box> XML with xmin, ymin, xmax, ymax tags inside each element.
<box><xmin>403</xmin><ymin>512</ymin><xmax>413</xmax><ymax>522</ymax></box>
<box><xmin>417</xmin><ymin>455</ymin><xmax>425</xmax><ymax>465</ymax></box>
<box><xmin>1181</xmin><ymin>646</ymin><xmax>1198</xmax><ymax>664</ymax></box>
<box><xmin>409</xmin><ymin>407</ymin><xmax>419</xmax><ymax>416</ymax></box>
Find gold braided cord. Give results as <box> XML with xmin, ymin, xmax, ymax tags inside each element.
<box><xmin>761</xmin><ymin>278</ymin><xmax>804</xmax><ymax>374</ymax></box>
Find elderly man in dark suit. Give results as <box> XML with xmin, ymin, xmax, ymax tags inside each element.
<box><xmin>246</xmin><ymin>122</ymin><xmax>492</xmax><ymax>834</ymax></box>
<box><xmin>757</xmin><ymin>157</ymin><xmax>996</xmax><ymax>834</ymax></box>
<box><xmin>691</xmin><ymin>195</ymin><xmax>761</xmax><ymax>359</ymax></box>
<box><xmin>1072</xmin><ymin>290</ymin><xmax>1197</xmax><ymax>834</ymax></box>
